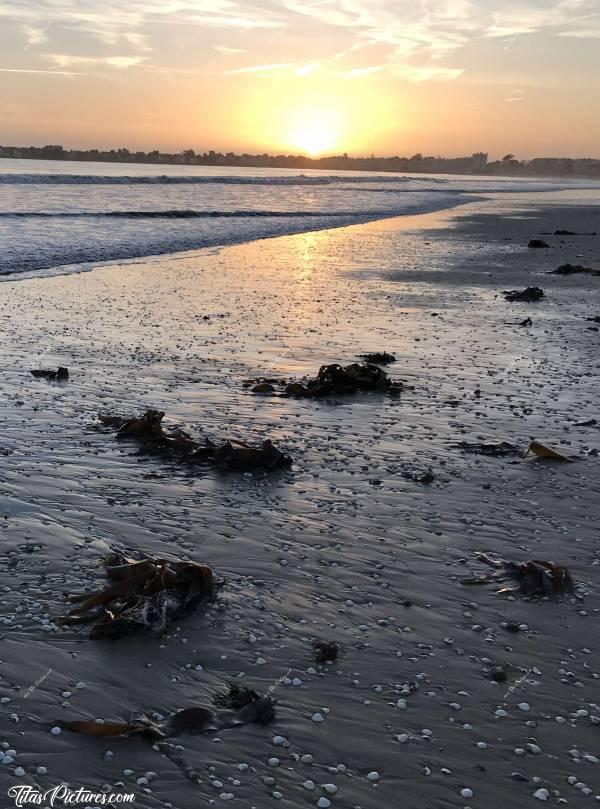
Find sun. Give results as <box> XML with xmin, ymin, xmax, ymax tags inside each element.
<box><xmin>289</xmin><ymin>124</ymin><xmax>337</xmax><ymax>156</ymax></box>
<box><xmin>284</xmin><ymin>107</ymin><xmax>341</xmax><ymax>156</ymax></box>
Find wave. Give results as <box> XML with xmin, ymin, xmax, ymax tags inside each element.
<box><xmin>0</xmin><ymin>209</ymin><xmax>355</xmax><ymax>219</ymax></box>
<box><xmin>0</xmin><ymin>172</ymin><xmax>430</xmax><ymax>186</ymax></box>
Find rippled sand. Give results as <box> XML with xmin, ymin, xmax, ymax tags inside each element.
<box><xmin>0</xmin><ymin>192</ymin><xmax>599</xmax><ymax>807</ymax></box>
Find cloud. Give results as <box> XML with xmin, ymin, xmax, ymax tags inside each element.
<box><xmin>342</xmin><ymin>64</ymin><xmax>384</xmax><ymax>77</ymax></box>
<box><xmin>224</xmin><ymin>61</ymin><xmax>295</xmax><ymax>74</ymax></box>
<box><xmin>1</xmin><ymin>0</ymin><xmax>599</xmax><ymax>84</ymax></box>
<box><xmin>213</xmin><ymin>44</ymin><xmax>246</xmax><ymax>54</ymax></box>
<box><xmin>295</xmin><ymin>62</ymin><xmax>320</xmax><ymax>76</ymax></box>
<box><xmin>557</xmin><ymin>28</ymin><xmax>600</xmax><ymax>38</ymax></box>
<box><xmin>22</xmin><ymin>22</ymin><xmax>50</xmax><ymax>48</ymax></box>
<box><xmin>0</xmin><ymin>66</ymin><xmax>82</xmax><ymax>75</ymax></box>
<box><xmin>45</xmin><ymin>53</ymin><xmax>145</xmax><ymax>69</ymax></box>
<box><xmin>391</xmin><ymin>64</ymin><xmax>464</xmax><ymax>82</ymax></box>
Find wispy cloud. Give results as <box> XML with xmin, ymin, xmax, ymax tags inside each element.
<box><xmin>213</xmin><ymin>44</ymin><xmax>246</xmax><ymax>54</ymax></box>
<box><xmin>342</xmin><ymin>64</ymin><xmax>384</xmax><ymax>78</ymax></box>
<box><xmin>1</xmin><ymin>0</ymin><xmax>599</xmax><ymax>85</ymax></box>
<box><xmin>505</xmin><ymin>88</ymin><xmax>525</xmax><ymax>102</ymax></box>
<box><xmin>0</xmin><ymin>66</ymin><xmax>82</xmax><ymax>75</ymax></box>
<box><xmin>392</xmin><ymin>64</ymin><xmax>464</xmax><ymax>82</ymax></box>
<box><xmin>224</xmin><ymin>61</ymin><xmax>295</xmax><ymax>74</ymax></box>
<box><xmin>45</xmin><ymin>53</ymin><xmax>145</xmax><ymax>69</ymax></box>
<box><xmin>295</xmin><ymin>62</ymin><xmax>320</xmax><ymax>76</ymax></box>
<box><xmin>22</xmin><ymin>22</ymin><xmax>50</xmax><ymax>48</ymax></box>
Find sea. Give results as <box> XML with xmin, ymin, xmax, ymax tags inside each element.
<box><xmin>1</xmin><ymin>158</ymin><xmax>599</xmax><ymax>279</ymax></box>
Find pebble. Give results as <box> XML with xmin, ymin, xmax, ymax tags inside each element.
<box><xmin>533</xmin><ymin>789</ymin><xmax>549</xmax><ymax>801</ymax></box>
<box><xmin>14</xmin><ymin>767</ymin><xmax>25</xmax><ymax>777</ymax></box>
<box><xmin>518</xmin><ymin>703</ymin><xmax>531</xmax><ymax>712</ymax></box>
<box><xmin>397</xmin><ymin>734</ymin><xmax>409</xmax><ymax>743</ymax></box>
<box><xmin>460</xmin><ymin>788</ymin><xmax>474</xmax><ymax>799</ymax></box>
<box><xmin>273</xmin><ymin>736</ymin><xmax>287</xmax><ymax>747</ymax></box>
<box><xmin>317</xmin><ymin>800</ymin><xmax>331</xmax><ymax>809</ymax></box>
<box><xmin>311</xmin><ymin>713</ymin><xmax>325</xmax><ymax>722</ymax></box>
<box><xmin>50</xmin><ymin>727</ymin><xmax>61</xmax><ymax>736</ymax></box>
<box><xmin>323</xmin><ymin>784</ymin><xmax>337</xmax><ymax>794</ymax></box>
<box><xmin>303</xmin><ymin>781</ymin><xmax>316</xmax><ymax>790</ymax></box>
<box><xmin>367</xmin><ymin>771</ymin><xmax>380</xmax><ymax>782</ymax></box>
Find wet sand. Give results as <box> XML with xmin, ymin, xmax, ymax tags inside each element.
<box><xmin>0</xmin><ymin>191</ymin><xmax>599</xmax><ymax>807</ymax></box>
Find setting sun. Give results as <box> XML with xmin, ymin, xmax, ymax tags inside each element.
<box><xmin>284</xmin><ymin>107</ymin><xmax>341</xmax><ymax>156</ymax></box>
<box><xmin>288</xmin><ymin>123</ymin><xmax>337</xmax><ymax>156</ymax></box>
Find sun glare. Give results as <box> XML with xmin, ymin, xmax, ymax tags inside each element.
<box><xmin>284</xmin><ymin>107</ymin><xmax>341</xmax><ymax>156</ymax></box>
<box><xmin>289</xmin><ymin>125</ymin><xmax>336</xmax><ymax>156</ymax></box>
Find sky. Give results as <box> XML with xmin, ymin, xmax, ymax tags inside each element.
<box><xmin>1</xmin><ymin>0</ymin><xmax>599</xmax><ymax>158</ymax></box>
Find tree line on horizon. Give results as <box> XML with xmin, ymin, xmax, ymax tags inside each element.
<box><xmin>1</xmin><ymin>144</ymin><xmax>599</xmax><ymax>178</ymax></box>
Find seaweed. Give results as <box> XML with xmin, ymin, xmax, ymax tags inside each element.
<box><xmin>58</xmin><ymin>550</ymin><xmax>216</xmax><ymax>639</ymax></box>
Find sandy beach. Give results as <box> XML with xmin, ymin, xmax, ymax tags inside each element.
<box><xmin>0</xmin><ymin>191</ymin><xmax>599</xmax><ymax>807</ymax></box>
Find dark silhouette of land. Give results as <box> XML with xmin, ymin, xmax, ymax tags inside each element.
<box><xmin>2</xmin><ymin>144</ymin><xmax>600</xmax><ymax>178</ymax></box>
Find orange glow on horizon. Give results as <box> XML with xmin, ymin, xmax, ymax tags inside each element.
<box><xmin>232</xmin><ymin>80</ymin><xmax>397</xmax><ymax>157</ymax></box>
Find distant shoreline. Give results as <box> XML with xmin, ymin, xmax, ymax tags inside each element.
<box><xmin>2</xmin><ymin>148</ymin><xmax>600</xmax><ymax>180</ymax></box>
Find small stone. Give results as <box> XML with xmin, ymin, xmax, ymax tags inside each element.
<box><xmin>317</xmin><ymin>800</ymin><xmax>331</xmax><ymax>809</ymax></box>
<box><xmin>460</xmin><ymin>788</ymin><xmax>474</xmax><ymax>799</ymax></box>
<box><xmin>518</xmin><ymin>703</ymin><xmax>530</xmax><ymax>712</ymax></box>
<box><xmin>367</xmin><ymin>771</ymin><xmax>380</xmax><ymax>782</ymax></box>
<box><xmin>533</xmin><ymin>788</ymin><xmax>549</xmax><ymax>801</ymax></box>
<box><xmin>50</xmin><ymin>727</ymin><xmax>61</xmax><ymax>736</ymax></box>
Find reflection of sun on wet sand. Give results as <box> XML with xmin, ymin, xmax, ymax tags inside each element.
<box><xmin>0</xmin><ymin>194</ymin><xmax>599</xmax><ymax>808</ymax></box>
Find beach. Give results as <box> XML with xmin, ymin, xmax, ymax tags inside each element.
<box><xmin>0</xmin><ymin>191</ymin><xmax>599</xmax><ymax>807</ymax></box>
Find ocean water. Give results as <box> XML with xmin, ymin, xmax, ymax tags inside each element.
<box><xmin>1</xmin><ymin>158</ymin><xmax>599</xmax><ymax>279</ymax></box>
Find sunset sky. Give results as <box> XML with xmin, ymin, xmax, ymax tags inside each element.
<box><xmin>1</xmin><ymin>0</ymin><xmax>599</xmax><ymax>158</ymax></box>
